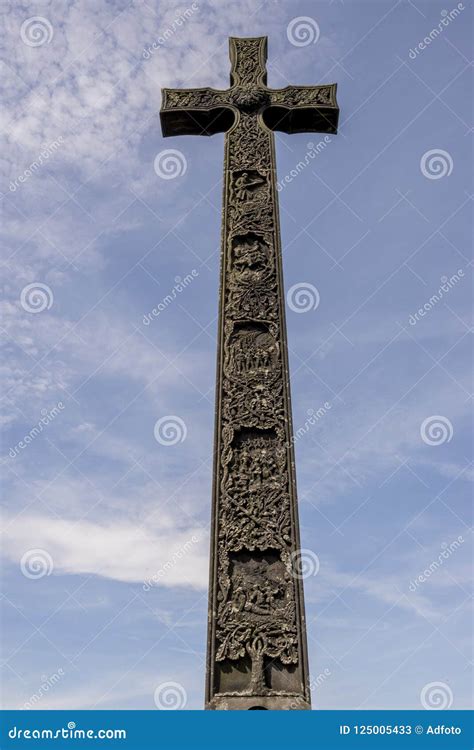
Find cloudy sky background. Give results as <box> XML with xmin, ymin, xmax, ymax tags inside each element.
<box><xmin>1</xmin><ymin>0</ymin><xmax>472</xmax><ymax>710</ymax></box>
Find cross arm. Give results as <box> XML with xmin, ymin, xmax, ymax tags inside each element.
<box><xmin>160</xmin><ymin>88</ymin><xmax>235</xmax><ymax>137</ymax></box>
<box><xmin>264</xmin><ymin>84</ymin><xmax>339</xmax><ymax>135</ymax></box>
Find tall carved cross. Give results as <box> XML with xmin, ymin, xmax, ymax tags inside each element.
<box><xmin>161</xmin><ymin>36</ymin><xmax>339</xmax><ymax>710</ymax></box>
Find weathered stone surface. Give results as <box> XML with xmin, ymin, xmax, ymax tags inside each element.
<box><xmin>160</xmin><ymin>36</ymin><xmax>339</xmax><ymax>711</ymax></box>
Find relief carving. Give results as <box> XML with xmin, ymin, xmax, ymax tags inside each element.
<box><xmin>228</xmin><ymin>113</ymin><xmax>272</xmax><ymax>171</ymax></box>
<box><xmin>231</xmin><ymin>234</ymin><xmax>272</xmax><ymax>278</ymax></box>
<box><xmin>214</xmin><ymin>53</ymin><xmax>299</xmax><ymax>696</ymax></box>
<box><xmin>232</xmin><ymin>170</ymin><xmax>267</xmax><ymax>203</ymax></box>
<box><xmin>270</xmin><ymin>85</ymin><xmax>335</xmax><ymax>107</ymax></box>
<box><xmin>225</xmin><ymin>324</ymin><xmax>278</xmax><ymax>377</ymax></box>
<box><xmin>215</xmin><ymin>550</ymin><xmax>298</xmax><ymax>695</ymax></box>
<box><xmin>161</xmin><ymin>34</ymin><xmax>339</xmax><ymax>710</ymax></box>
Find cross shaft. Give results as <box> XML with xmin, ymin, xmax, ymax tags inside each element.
<box><xmin>160</xmin><ymin>36</ymin><xmax>339</xmax><ymax>711</ymax></box>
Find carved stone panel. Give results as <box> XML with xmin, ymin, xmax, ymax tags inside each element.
<box><xmin>207</xmin><ymin>93</ymin><xmax>311</xmax><ymax>709</ymax></box>
<box><xmin>160</xmin><ymin>34</ymin><xmax>340</xmax><ymax>712</ymax></box>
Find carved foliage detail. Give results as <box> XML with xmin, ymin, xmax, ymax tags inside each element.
<box><xmin>270</xmin><ymin>85</ymin><xmax>335</xmax><ymax>107</ymax></box>
<box><xmin>215</xmin><ymin>550</ymin><xmax>298</xmax><ymax>693</ymax></box>
<box><xmin>212</xmin><ymin>83</ymin><xmax>303</xmax><ymax>695</ymax></box>
<box><xmin>230</xmin><ymin>39</ymin><xmax>266</xmax><ymax>86</ymax></box>
<box><xmin>164</xmin><ymin>88</ymin><xmax>231</xmax><ymax>110</ymax></box>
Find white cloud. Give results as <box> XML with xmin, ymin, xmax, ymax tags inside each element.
<box><xmin>2</xmin><ymin>512</ymin><xmax>208</xmax><ymax>588</ymax></box>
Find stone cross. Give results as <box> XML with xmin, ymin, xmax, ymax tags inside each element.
<box><xmin>160</xmin><ymin>36</ymin><xmax>339</xmax><ymax>710</ymax></box>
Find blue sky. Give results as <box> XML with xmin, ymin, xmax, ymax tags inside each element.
<box><xmin>1</xmin><ymin>0</ymin><xmax>472</xmax><ymax>711</ymax></box>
